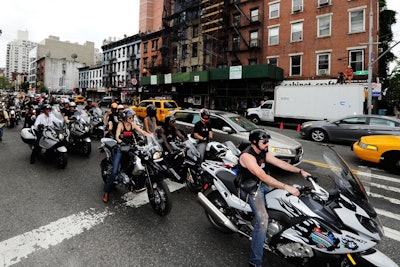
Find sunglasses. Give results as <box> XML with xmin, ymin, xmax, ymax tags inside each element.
<box><xmin>170</xmin><ymin>120</ymin><xmax>176</xmax><ymax>123</ymax></box>
<box><xmin>127</xmin><ymin>116</ymin><xmax>133</xmax><ymax>120</ymax></box>
<box><xmin>261</xmin><ymin>139</ymin><xmax>269</xmax><ymax>145</ymax></box>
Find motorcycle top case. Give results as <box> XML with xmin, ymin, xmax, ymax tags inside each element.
<box><xmin>20</xmin><ymin>128</ymin><xmax>36</xmax><ymax>145</ymax></box>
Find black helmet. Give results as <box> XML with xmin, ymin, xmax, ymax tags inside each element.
<box><xmin>249</xmin><ymin>129</ymin><xmax>271</xmax><ymax>144</ymax></box>
<box><xmin>165</xmin><ymin>115</ymin><xmax>176</xmax><ymax>125</ymax></box>
<box><xmin>200</xmin><ymin>108</ymin><xmax>210</xmax><ymax>123</ymax></box>
<box><xmin>86</xmin><ymin>98</ymin><xmax>93</xmax><ymax>103</ymax></box>
<box><xmin>146</xmin><ymin>104</ymin><xmax>157</xmax><ymax>117</ymax></box>
<box><xmin>43</xmin><ymin>104</ymin><xmax>52</xmax><ymax>110</ymax></box>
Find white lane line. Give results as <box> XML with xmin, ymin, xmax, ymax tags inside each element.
<box><xmin>376</xmin><ymin>208</ymin><xmax>400</xmax><ymax>221</ymax></box>
<box><xmin>368</xmin><ymin>192</ymin><xmax>400</xmax><ymax>205</ymax></box>
<box><xmin>370</xmin><ymin>182</ymin><xmax>400</xmax><ymax>194</ymax></box>
<box><xmin>355</xmin><ymin>170</ymin><xmax>400</xmax><ymax>184</ymax></box>
<box><xmin>383</xmin><ymin>227</ymin><xmax>400</xmax><ymax>241</ymax></box>
<box><xmin>0</xmin><ymin>208</ymin><xmax>112</xmax><ymax>267</ymax></box>
<box><xmin>0</xmin><ymin>180</ymin><xmax>185</xmax><ymax>267</ymax></box>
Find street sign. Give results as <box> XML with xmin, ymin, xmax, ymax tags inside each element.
<box><xmin>355</xmin><ymin>70</ymin><xmax>368</xmax><ymax>75</ymax></box>
<box><xmin>130</xmin><ymin>78</ymin><xmax>137</xmax><ymax>85</ymax></box>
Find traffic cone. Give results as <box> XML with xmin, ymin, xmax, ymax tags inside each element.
<box><xmin>297</xmin><ymin>124</ymin><xmax>301</xmax><ymax>132</ymax></box>
<box><xmin>279</xmin><ymin>122</ymin><xmax>284</xmax><ymax>130</ymax></box>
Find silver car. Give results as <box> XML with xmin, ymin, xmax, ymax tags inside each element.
<box><xmin>172</xmin><ymin>109</ymin><xmax>304</xmax><ymax>165</ymax></box>
<box><xmin>300</xmin><ymin>114</ymin><xmax>400</xmax><ymax>143</ymax></box>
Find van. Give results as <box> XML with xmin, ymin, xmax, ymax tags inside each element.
<box><xmin>98</xmin><ymin>96</ymin><xmax>115</xmax><ymax>107</ymax></box>
<box><xmin>132</xmin><ymin>99</ymin><xmax>181</xmax><ymax>122</ymax></box>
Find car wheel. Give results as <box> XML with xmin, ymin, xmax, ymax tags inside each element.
<box><xmin>249</xmin><ymin>115</ymin><xmax>260</xmax><ymax>125</ymax></box>
<box><xmin>381</xmin><ymin>151</ymin><xmax>400</xmax><ymax>174</ymax></box>
<box><xmin>310</xmin><ymin>129</ymin><xmax>327</xmax><ymax>142</ymax></box>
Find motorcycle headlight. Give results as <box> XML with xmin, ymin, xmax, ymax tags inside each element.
<box><xmin>84</xmin><ymin>126</ymin><xmax>89</xmax><ymax>132</ymax></box>
<box><xmin>153</xmin><ymin>151</ymin><xmax>162</xmax><ymax>160</ymax></box>
<box><xmin>59</xmin><ymin>133</ymin><xmax>64</xmax><ymax>140</ymax></box>
<box><xmin>356</xmin><ymin>214</ymin><xmax>384</xmax><ymax>238</ymax></box>
<box><xmin>269</xmin><ymin>146</ymin><xmax>292</xmax><ymax>155</ymax></box>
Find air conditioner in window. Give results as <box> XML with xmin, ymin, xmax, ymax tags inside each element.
<box><xmin>318</xmin><ymin>69</ymin><xmax>328</xmax><ymax>75</ymax></box>
<box><xmin>293</xmin><ymin>5</ymin><xmax>303</xmax><ymax>12</ymax></box>
<box><xmin>319</xmin><ymin>0</ymin><xmax>329</xmax><ymax>6</ymax></box>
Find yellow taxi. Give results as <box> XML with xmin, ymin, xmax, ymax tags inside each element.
<box><xmin>132</xmin><ymin>99</ymin><xmax>181</xmax><ymax>122</ymax></box>
<box><xmin>74</xmin><ymin>95</ymin><xmax>85</xmax><ymax>104</ymax></box>
<box><xmin>352</xmin><ymin>135</ymin><xmax>400</xmax><ymax>173</ymax></box>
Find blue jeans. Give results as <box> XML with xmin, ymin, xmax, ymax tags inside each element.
<box><xmin>103</xmin><ymin>148</ymin><xmax>122</xmax><ymax>193</ymax></box>
<box><xmin>242</xmin><ymin>183</ymin><xmax>272</xmax><ymax>267</ymax></box>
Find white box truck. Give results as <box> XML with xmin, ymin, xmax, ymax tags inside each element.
<box><xmin>247</xmin><ymin>84</ymin><xmax>365</xmax><ymax>124</ymax></box>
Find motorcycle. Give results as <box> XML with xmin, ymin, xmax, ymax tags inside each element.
<box><xmin>99</xmin><ymin>135</ymin><xmax>172</xmax><ymax>216</ymax></box>
<box><xmin>89</xmin><ymin>106</ymin><xmax>105</xmax><ymax>140</ymax></box>
<box><xmin>20</xmin><ymin>107</ymin><xmax>69</xmax><ymax>168</ymax></box>
<box><xmin>7</xmin><ymin>106</ymin><xmax>16</xmax><ymax>128</ymax></box>
<box><xmin>197</xmin><ymin>147</ymin><xmax>398</xmax><ymax>267</ymax></box>
<box><xmin>67</xmin><ymin>109</ymin><xmax>92</xmax><ymax>157</ymax></box>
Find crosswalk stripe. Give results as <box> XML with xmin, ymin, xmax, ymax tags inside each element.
<box><xmin>368</xmin><ymin>192</ymin><xmax>400</xmax><ymax>205</ymax></box>
<box><xmin>383</xmin><ymin>227</ymin><xmax>400</xmax><ymax>241</ymax></box>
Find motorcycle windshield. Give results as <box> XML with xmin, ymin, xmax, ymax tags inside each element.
<box><xmin>321</xmin><ymin>147</ymin><xmax>368</xmax><ymax>202</ymax></box>
<box><xmin>91</xmin><ymin>107</ymin><xmax>103</xmax><ymax>117</ymax></box>
<box><xmin>73</xmin><ymin>110</ymin><xmax>90</xmax><ymax>124</ymax></box>
<box><xmin>145</xmin><ymin>135</ymin><xmax>163</xmax><ymax>153</ymax></box>
<box><xmin>51</xmin><ymin>107</ymin><xmax>66</xmax><ymax>128</ymax></box>
<box><xmin>184</xmin><ymin>139</ymin><xmax>201</xmax><ymax>158</ymax></box>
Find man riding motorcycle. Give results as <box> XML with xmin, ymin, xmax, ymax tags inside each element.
<box><xmin>237</xmin><ymin>129</ymin><xmax>310</xmax><ymax>267</ymax></box>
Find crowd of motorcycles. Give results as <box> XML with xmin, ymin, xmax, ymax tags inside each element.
<box><xmin>1</xmin><ymin>92</ymin><xmax>397</xmax><ymax>267</ymax></box>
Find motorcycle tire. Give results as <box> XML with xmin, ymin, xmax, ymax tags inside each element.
<box><xmin>100</xmin><ymin>158</ymin><xmax>113</xmax><ymax>183</ymax></box>
<box><xmin>204</xmin><ymin>190</ymin><xmax>234</xmax><ymax>233</ymax></box>
<box><xmin>185</xmin><ymin>168</ymin><xmax>204</xmax><ymax>193</ymax></box>
<box><xmin>83</xmin><ymin>142</ymin><xmax>92</xmax><ymax>157</ymax></box>
<box><xmin>56</xmin><ymin>152</ymin><xmax>68</xmax><ymax>169</ymax></box>
<box><xmin>147</xmin><ymin>179</ymin><xmax>172</xmax><ymax>216</ymax></box>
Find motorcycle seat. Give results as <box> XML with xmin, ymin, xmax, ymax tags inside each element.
<box><xmin>216</xmin><ymin>169</ymin><xmax>238</xmax><ymax>195</ymax></box>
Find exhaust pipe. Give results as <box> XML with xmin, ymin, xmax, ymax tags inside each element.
<box><xmin>197</xmin><ymin>192</ymin><xmax>239</xmax><ymax>233</ymax></box>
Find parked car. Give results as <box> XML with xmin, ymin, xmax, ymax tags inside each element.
<box><xmin>98</xmin><ymin>96</ymin><xmax>115</xmax><ymax>107</ymax></box>
<box><xmin>74</xmin><ymin>95</ymin><xmax>85</xmax><ymax>104</ymax></box>
<box><xmin>352</xmin><ymin>135</ymin><xmax>400</xmax><ymax>174</ymax></box>
<box><xmin>132</xmin><ymin>99</ymin><xmax>181</xmax><ymax>122</ymax></box>
<box><xmin>300</xmin><ymin>114</ymin><xmax>400</xmax><ymax>143</ymax></box>
<box><xmin>172</xmin><ymin>109</ymin><xmax>304</xmax><ymax>165</ymax></box>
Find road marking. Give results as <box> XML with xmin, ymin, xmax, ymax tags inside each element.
<box><xmin>383</xmin><ymin>227</ymin><xmax>400</xmax><ymax>241</ymax></box>
<box><xmin>376</xmin><ymin>208</ymin><xmax>400</xmax><ymax>221</ymax></box>
<box><xmin>0</xmin><ymin>180</ymin><xmax>185</xmax><ymax>267</ymax></box>
<box><xmin>0</xmin><ymin>209</ymin><xmax>112</xmax><ymax>267</ymax></box>
<box><xmin>368</xmin><ymin>192</ymin><xmax>400</xmax><ymax>205</ymax></box>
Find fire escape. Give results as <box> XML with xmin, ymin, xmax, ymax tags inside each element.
<box><xmin>200</xmin><ymin>0</ymin><xmax>228</xmax><ymax>68</ymax></box>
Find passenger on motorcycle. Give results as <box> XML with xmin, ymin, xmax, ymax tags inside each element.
<box><xmin>158</xmin><ymin>115</ymin><xmax>187</xmax><ymax>155</ymax></box>
<box><xmin>237</xmin><ymin>129</ymin><xmax>310</xmax><ymax>267</ymax></box>
<box><xmin>102</xmin><ymin>109</ymin><xmax>149</xmax><ymax>203</ymax></box>
<box><xmin>104</xmin><ymin>102</ymin><xmax>119</xmax><ymax>138</ymax></box>
<box><xmin>143</xmin><ymin>104</ymin><xmax>158</xmax><ymax>134</ymax></box>
<box><xmin>117</xmin><ymin>104</ymin><xmax>125</xmax><ymax>121</ymax></box>
<box><xmin>0</xmin><ymin>103</ymin><xmax>10</xmax><ymax>142</ymax></box>
<box><xmin>30</xmin><ymin>104</ymin><xmax>63</xmax><ymax>164</ymax></box>
<box><xmin>193</xmin><ymin>108</ymin><xmax>213</xmax><ymax>162</ymax></box>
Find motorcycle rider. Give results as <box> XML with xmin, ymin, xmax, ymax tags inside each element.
<box><xmin>193</xmin><ymin>108</ymin><xmax>213</xmax><ymax>162</ymax></box>
<box><xmin>103</xmin><ymin>109</ymin><xmax>149</xmax><ymax>203</ymax></box>
<box><xmin>158</xmin><ymin>115</ymin><xmax>187</xmax><ymax>155</ymax></box>
<box><xmin>30</xmin><ymin>104</ymin><xmax>62</xmax><ymax>164</ymax></box>
<box><xmin>104</xmin><ymin>102</ymin><xmax>119</xmax><ymax>138</ymax></box>
<box><xmin>0</xmin><ymin>103</ymin><xmax>10</xmax><ymax>142</ymax></box>
<box><xmin>237</xmin><ymin>129</ymin><xmax>310</xmax><ymax>267</ymax></box>
<box><xmin>63</xmin><ymin>102</ymin><xmax>77</xmax><ymax>124</ymax></box>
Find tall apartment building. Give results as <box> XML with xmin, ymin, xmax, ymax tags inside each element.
<box><xmin>138</xmin><ymin>0</ymin><xmax>381</xmax><ymax>111</ymax></box>
<box><xmin>5</xmin><ymin>30</ymin><xmax>37</xmax><ymax>87</ymax></box>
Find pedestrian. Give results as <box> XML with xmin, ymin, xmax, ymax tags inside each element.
<box><xmin>237</xmin><ymin>129</ymin><xmax>310</xmax><ymax>267</ymax></box>
<box><xmin>344</xmin><ymin>65</ymin><xmax>354</xmax><ymax>84</ymax></box>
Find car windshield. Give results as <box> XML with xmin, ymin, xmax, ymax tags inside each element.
<box><xmin>164</xmin><ymin>101</ymin><xmax>177</xmax><ymax>108</ymax></box>
<box><xmin>225</xmin><ymin>114</ymin><xmax>258</xmax><ymax>132</ymax></box>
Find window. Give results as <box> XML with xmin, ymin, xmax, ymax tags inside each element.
<box><xmin>210</xmin><ymin>116</ymin><xmax>230</xmax><ymax>131</ymax></box>
<box><xmin>143</xmin><ymin>42</ymin><xmax>148</xmax><ymax>53</ymax></box>
<box><xmin>232</xmin><ymin>36</ymin><xmax>240</xmax><ymax>51</ymax></box>
<box><xmin>250</xmin><ymin>31</ymin><xmax>258</xmax><ymax>47</ymax></box>
<box><xmin>193</xmin><ymin>25</ymin><xmax>199</xmax><ymax>38</ymax></box>
<box><xmin>249</xmin><ymin>58</ymin><xmax>257</xmax><ymax>65</ymax></box>
<box><xmin>268</xmin><ymin>26</ymin><xmax>279</xmax><ymax>45</ymax></box>
<box><xmin>192</xmin><ymin>42</ymin><xmax>198</xmax><ymax>57</ymax></box>
<box><xmin>268</xmin><ymin>57</ymin><xmax>278</xmax><ymax>66</ymax></box>
<box><xmin>233</xmin><ymin>14</ymin><xmax>241</xmax><ymax>27</ymax></box>
<box><xmin>318</xmin><ymin>15</ymin><xmax>331</xmax><ymax>37</ymax></box>
<box><xmin>250</xmin><ymin>8</ymin><xmax>259</xmax><ymax>22</ymax></box>
<box><xmin>292</xmin><ymin>0</ymin><xmax>303</xmax><ymax>13</ymax></box>
<box><xmin>290</xmin><ymin>55</ymin><xmax>302</xmax><ymax>76</ymax></box>
<box><xmin>182</xmin><ymin>44</ymin><xmax>187</xmax><ymax>59</ymax></box>
<box><xmin>349</xmin><ymin>9</ymin><xmax>365</xmax><ymax>33</ymax></box>
<box><xmin>269</xmin><ymin>2</ymin><xmax>280</xmax><ymax>19</ymax></box>
<box><xmin>318</xmin><ymin>0</ymin><xmax>330</xmax><ymax>7</ymax></box>
<box><xmin>291</xmin><ymin>21</ymin><xmax>303</xmax><ymax>42</ymax></box>
<box><xmin>317</xmin><ymin>53</ymin><xmax>330</xmax><ymax>75</ymax></box>
<box><xmin>369</xmin><ymin>118</ymin><xmax>395</xmax><ymax>127</ymax></box>
<box><xmin>151</xmin><ymin>40</ymin><xmax>158</xmax><ymax>51</ymax></box>
<box><xmin>349</xmin><ymin>50</ymin><xmax>364</xmax><ymax>71</ymax></box>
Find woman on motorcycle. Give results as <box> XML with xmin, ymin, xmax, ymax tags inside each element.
<box><xmin>102</xmin><ymin>109</ymin><xmax>149</xmax><ymax>203</ymax></box>
<box><xmin>237</xmin><ymin>129</ymin><xmax>310</xmax><ymax>267</ymax></box>
<box><xmin>143</xmin><ymin>104</ymin><xmax>157</xmax><ymax>134</ymax></box>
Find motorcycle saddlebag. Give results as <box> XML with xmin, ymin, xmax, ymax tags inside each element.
<box><xmin>20</xmin><ymin>128</ymin><xmax>36</xmax><ymax>145</ymax></box>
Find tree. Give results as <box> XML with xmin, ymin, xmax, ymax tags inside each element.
<box><xmin>0</xmin><ymin>76</ymin><xmax>12</xmax><ymax>89</ymax></box>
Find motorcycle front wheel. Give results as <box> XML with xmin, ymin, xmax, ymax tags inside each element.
<box><xmin>100</xmin><ymin>158</ymin><xmax>112</xmax><ymax>183</ymax></box>
<box><xmin>82</xmin><ymin>142</ymin><xmax>92</xmax><ymax>157</ymax></box>
<box><xmin>56</xmin><ymin>152</ymin><xmax>68</xmax><ymax>169</ymax></box>
<box><xmin>147</xmin><ymin>179</ymin><xmax>172</xmax><ymax>216</ymax></box>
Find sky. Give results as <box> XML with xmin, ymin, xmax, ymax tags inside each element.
<box><xmin>0</xmin><ymin>0</ymin><xmax>140</xmax><ymax>68</ymax></box>
<box><xmin>0</xmin><ymin>0</ymin><xmax>399</xmax><ymax>70</ymax></box>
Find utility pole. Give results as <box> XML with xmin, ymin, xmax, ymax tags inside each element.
<box><xmin>367</xmin><ymin>0</ymin><xmax>373</xmax><ymax>115</ymax></box>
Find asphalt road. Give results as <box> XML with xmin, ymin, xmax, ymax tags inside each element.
<box><xmin>0</xmin><ymin>122</ymin><xmax>398</xmax><ymax>267</ymax></box>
